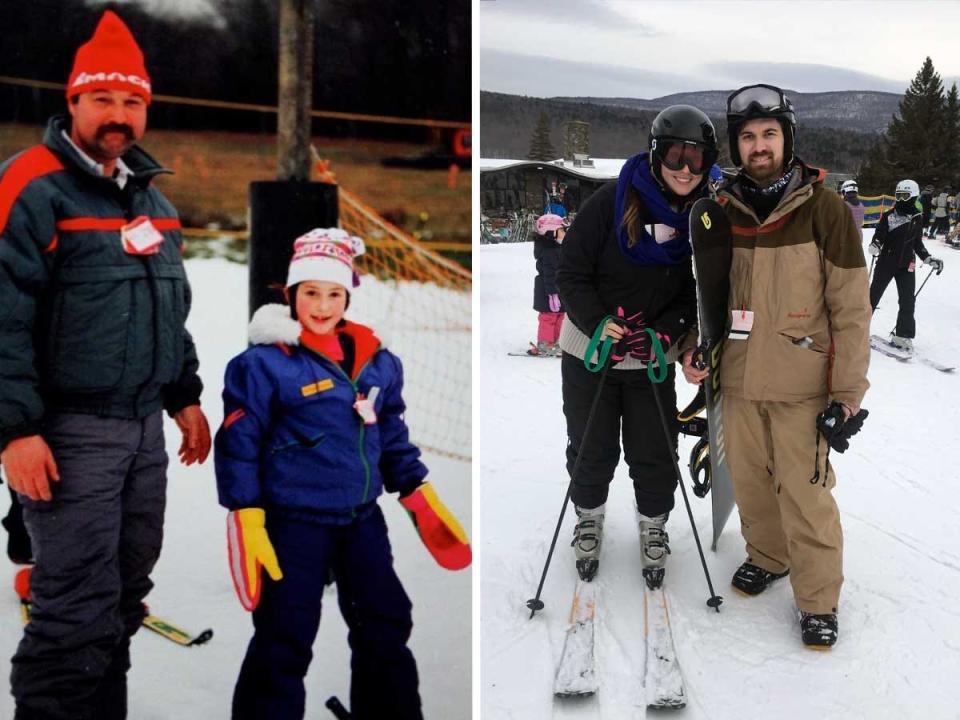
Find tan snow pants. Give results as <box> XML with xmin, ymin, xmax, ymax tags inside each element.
<box><xmin>724</xmin><ymin>393</ymin><xmax>843</xmax><ymax>614</ymax></box>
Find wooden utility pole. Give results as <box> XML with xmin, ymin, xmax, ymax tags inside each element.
<box><xmin>277</xmin><ymin>0</ymin><xmax>314</xmax><ymax>180</ymax></box>
<box><xmin>248</xmin><ymin>0</ymin><xmax>337</xmax><ymax>318</ymax></box>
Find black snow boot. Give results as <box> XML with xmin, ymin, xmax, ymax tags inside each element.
<box><xmin>800</xmin><ymin>611</ymin><xmax>838</xmax><ymax>649</ymax></box>
<box><xmin>731</xmin><ymin>561</ymin><xmax>789</xmax><ymax>595</ymax></box>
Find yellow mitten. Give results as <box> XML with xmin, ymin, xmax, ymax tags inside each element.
<box><xmin>226</xmin><ymin>508</ymin><xmax>283</xmax><ymax>611</ymax></box>
<box><xmin>399</xmin><ymin>482</ymin><xmax>472</xmax><ymax>571</ymax></box>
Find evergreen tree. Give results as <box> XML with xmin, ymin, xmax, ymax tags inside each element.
<box><xmin>885</xmin><ymin>57</ymin><xmax>946</xmax><ymax>185</ymax></box>
<box><xmin>944</xmin><ymin>83</ymin><xmax>960</xmax><ymax>188</ymax></box>
<box><xmin>527</xmin><ymin>112</ymin><xmax>556</xmax><ymax>160</ymax></box>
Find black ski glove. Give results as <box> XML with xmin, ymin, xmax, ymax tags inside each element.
<box><xmin>816</xmin><ymin>401</ymin><xmax>869</xmax><ymax>453</ymax></box>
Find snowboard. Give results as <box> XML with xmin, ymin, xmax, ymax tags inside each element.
<box><xmin>688</xmin><ymin>198</ymin><xmax>736</xmax><ymax>551</ymax></box>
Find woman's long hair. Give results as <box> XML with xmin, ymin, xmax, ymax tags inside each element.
<box><xmin>620</xmin><ymin>187</ymin><xmax>643</xmax><ymax>248</ymax></box>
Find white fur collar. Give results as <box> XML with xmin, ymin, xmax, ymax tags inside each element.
<box><xmin>246</xmin><ymin>303</ymin><xmax>389</xmax><ymax>349</ymax></box>
<box><xmin>248</xmin><ymin>303</ymin><xmax>302</xmax><ymax>346</ymax></box>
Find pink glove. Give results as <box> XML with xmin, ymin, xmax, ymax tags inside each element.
<box><xmin>548</xmin><ymin>293</ymin><xmax>561</xmax><ymax>312</ymax></box>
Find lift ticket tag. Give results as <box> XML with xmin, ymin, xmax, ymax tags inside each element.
<box><xmin>121</xmin><ymin>216</ymin><xmax>165</xmax><ymax>255</ymax></box>
<box><xmin>730</xmin><ymin>309</ymin><xmax>754</xmax><ymax>340</ymax></box>
<box><xmin>354</xmin><ymin>386</ymin><xmax>380</xmax><ymax>425</ymax></box>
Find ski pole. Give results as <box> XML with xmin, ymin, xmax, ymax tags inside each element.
<box><xmin>868</xmin><ymin>255</ymin><xmax>875</xmax><ymax>282</ymax></box>
<box><xmin>645</xmin><ymin>330</ymin><xmax>723</xmax><ymax>612</ymax></box>
<box><xmin>526</xmin><ymin>324</ymin><xmax>618</xmax><ymax>619</ymax></box>
<box><xmin>915</xmin><ymin>266</ymin><xmax>936</xmax><ymax>299</ymax></box>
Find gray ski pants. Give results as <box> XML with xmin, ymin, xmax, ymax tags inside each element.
<box><xmin>10</xmin><ymin>411</ymin><xmax>168</xmax><ymax>720</ymax></box>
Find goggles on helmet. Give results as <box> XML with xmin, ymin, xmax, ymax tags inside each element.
<box><xmin>727</xmin><ymin>84</ymin><xmax>795</xmax><ymax>121</ymax></box>
<box><xmin>895</xmin><ymin>191</ymin><xmax>913</xmax><ymax>202</ymax></box>
<box><xmin>652</xmin><ymin>138</ymin><xmax>713</xmax><ymax>175</ymax></box>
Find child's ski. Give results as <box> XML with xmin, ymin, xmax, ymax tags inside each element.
<box><xmin>508</xmin><ymin>342</ymin><xmax>560</xmax><ymax>358</ymax></box>
<box><xmin>643</xmin><ymin>586</ymin><xmax>685</xmax><ymax>709</ymax></box>
<box><xmin>142</xmin><ymin>614</ymin><xmax>214</xmax><ymax>646</ymax></box>
<box><xmin>19</xmin><ymin>600</ymin><xmax>213</xmax><ymax>647</ymax></box>
<box><xmin>553</xmin><ymin>579</ymin><xmax>597</xmax><ymax>697</ymax></box>
<box><xmin>689</xmin><ymin>197</ymin><xmax>737</xmax><ymax>549</ymax></box>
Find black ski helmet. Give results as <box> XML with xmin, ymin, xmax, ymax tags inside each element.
<box><xmin>725</xmin><ymin>83</ymin><xmax>797</xmax><ymax>167</ymax></box>
<box><xmin>647</xmin><ymin>104</ymin><xmax>719</xmax><ymax>189</ymax></box>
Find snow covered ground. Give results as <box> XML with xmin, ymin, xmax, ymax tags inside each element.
<box><xmin>0</xmin><ymin>259</ymin><xmax>472</xmax><ymax>718</ymax></box>
<box><xmin>478</xmin><ymin>229</ymin><xmax>960</xmax><ymax>719</ymax></box>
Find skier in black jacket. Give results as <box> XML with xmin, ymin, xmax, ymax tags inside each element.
<box><xmin>869</xmin><ymin>179</ymin><xmax>944</xmax><ymax>351</ymax></box>
<box><xmin>555</xmin><ymin>105</ymin><xmax>716</xmax><ymax>588</ymax></box>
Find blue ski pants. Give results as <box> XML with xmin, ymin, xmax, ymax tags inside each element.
<box><xmin>232</xmin><ymin>504</ymin><xmax>422</xmax><ymax>720</ymax></box>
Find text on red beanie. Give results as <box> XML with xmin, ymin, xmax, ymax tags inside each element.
<box><xmin>67</xmin><ymin>10</ymin><xmax>152</xmax><ymax>103</ymax></box>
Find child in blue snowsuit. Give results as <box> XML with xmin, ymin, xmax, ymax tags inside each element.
<box><xmin>215</xmin><ymin>228</ymin><xmax>471</xmax><ymax>720</ymax></box>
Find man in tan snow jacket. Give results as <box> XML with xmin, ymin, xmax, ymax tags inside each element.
<box><xmin>682</xmin><ymin>84</ymin><xmax>870</xmax><ymax>649</ymax></box>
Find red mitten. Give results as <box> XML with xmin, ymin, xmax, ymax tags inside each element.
<box><xmin>399</xmin><ymin>482</ymin><xmax>471</xmax><ymax>570</ymax></box>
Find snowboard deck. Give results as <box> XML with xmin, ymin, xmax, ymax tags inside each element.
<box><xmin>689</xmin><ymin>197</ymin><xmax>737</xmax><ymax>550</ymax></box>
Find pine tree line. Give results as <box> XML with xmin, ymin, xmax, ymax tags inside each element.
<box><xmin>859</xmin><ymin>57</ymin><xmax>960</xmax><ymax>195</ymax></box>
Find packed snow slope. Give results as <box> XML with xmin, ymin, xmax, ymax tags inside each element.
<box><xmin>479</xmin><ymin>229</ymin><xmax>960</xmax><ymax>719</ymax></box>
<box><xmin>0</xmin><ymin>259</ymin><xmax>472</xmax><ymax>719</ymax></box>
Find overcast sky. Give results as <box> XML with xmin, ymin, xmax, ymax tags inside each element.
<box><xmin>480</xmin><ymin>0</ymin><xmax>960</xmax><ymax>98</ymax></box>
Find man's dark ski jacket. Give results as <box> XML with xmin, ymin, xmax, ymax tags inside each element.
<box><xmin>0</xmin><ymin>115</ymin><xmax>202</xmax><ymax>450</ymax></box>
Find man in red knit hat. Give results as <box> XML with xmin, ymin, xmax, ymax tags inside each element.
<box><xmin>0</xmin><ymin>11</ymin><xmax>210</xmax><ymax>719</ymax></box>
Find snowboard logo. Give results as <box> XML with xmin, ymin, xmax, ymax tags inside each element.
<box><xmin>700</xmin><ymin>212</ymin><xmax>712</xmax><ymax>230</ymax></box>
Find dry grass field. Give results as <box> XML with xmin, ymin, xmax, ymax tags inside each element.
<box><xmin>0</xmin><ymin>123</ymin><xmax>471</xmax><ymax>246</ymax></box>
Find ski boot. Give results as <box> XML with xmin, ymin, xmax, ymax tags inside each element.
<box><xmin>799</xmin><ymin>610</ymin><xmax>838</xmax><ymax>650</ymax></box>
<box><xmin>731</xmin><ymin>561</ymin><xmax>789</xmax><ymax>595</ymax></box>
<box><xmin>890</xmin><ymin>334</ymin><xmax>914</xmax><ymax>352</ymax></box>
<box><xmin>639</xmin><ymin>513</ymin><xmax>670</xmax><ymax>589</ymax></box>
<box><xmin>571</xmin><ymin>504</ymin><xmax>604</xmax><ymax>581</ymax></box>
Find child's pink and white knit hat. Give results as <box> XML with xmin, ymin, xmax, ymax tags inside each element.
<box><xmin>286</xmin><ymin>228</ymin><xmax>365</xmax><ymax>289</ymax></box>
<box><xmin>536</xmin><ymin>213</ymin><xmax>569</xmax><ymax>235</ymax></box>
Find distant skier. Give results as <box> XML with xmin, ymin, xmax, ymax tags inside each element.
<box><xmin>683</xmin><ymin>84</ymin><xmax>871</xmax><ymax>650</ymax></box>
<box><xmin>932</xmin><ymin>186</ymin><xmax>951</xmax><ymax>237</ymax></box>
<box><xmin>868</xmin><ymin>179</ymin><xmax>944</xmax><ymax>351</ymax></box>
<box><xmin>555</xmin><ymin>105</ymin><xmax>715</xmax><ymax>588</ymax></box>
<box><xmin>840</xmin><ymin>180</ymin><xmax>864</xmax><ymax>240</ymax></box>
<box><xmin>215</xmin><ymin>228</ymin><xmax>471</xmax><ymax>719</ymax></box>
<box><xmin>530</xmin><ymin>213</ymin><xmax>568</xmax><ymax>356</ymax></box>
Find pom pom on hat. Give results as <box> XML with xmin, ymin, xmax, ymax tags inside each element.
<box><xmin>286</xmin><ymin>228</ymin><xmax>366</xmax><ymax>289</ymax></box>
<box><xmin>67</xmin><ymin>11</ymin><xmax>152</xmax><ymax>103</ymax></box>
<box><xmin>536</xmin><ymin>213</ymin><xmax>569</xmax><ymax>235</ymax></box>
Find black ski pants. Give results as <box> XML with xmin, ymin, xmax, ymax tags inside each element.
<box><xmin>11</xmin><ymin>412</ymin><xmax>167</xmax><ymax>720</ymax></box>
<box><xmin>562</xmin><ymin>352</ymin><xmax>678</xmax><ymax>516</ymax></box>
<box><xmin>934</xmin><ymin>215</ymin><xmax>950</xmax><ymax>236</ymax></box>
<box><xmin>869</xmin><ymin>261</ymin><xmax>916</xmax><ymax>338</ymax></box>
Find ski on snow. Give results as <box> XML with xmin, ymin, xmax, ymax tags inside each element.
<box><xmin>508</xmin><ymin>342</ymin><xmax>560</xmax><ymax>358</ymax></box>
<box><xmin>553</xmin><ymin>580</ymin><xmax>685</xmax><ymax>708</ymax></box>
<box><xmin>643</xmin><ymin>585</ymin><xmax>685</xmax><ymax>709</ymax></box>
<box><xmin>553</xmin><ymin>580</ymin><xmax>597</xmax><ymax>697</ymax></box>
<box><xmin>20</xmin><ymin>601</ymin><xmax>213</xmax><ymax>647</ymax></box>
<box><xmin>869</xmin><ymin>334</ymin><xmax>954</xmax><ymax>372</ymax></box>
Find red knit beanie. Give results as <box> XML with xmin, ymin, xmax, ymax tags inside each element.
<box><xmin>67</xmin><ymin>11</ymin><xmax>152</xmax><ymax>104</ymax></box>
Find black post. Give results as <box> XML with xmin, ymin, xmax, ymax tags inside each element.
<box><xmin>248</xmin><ymin>180</ymin><xmax>338</xmax><ymax>318</ymax></box>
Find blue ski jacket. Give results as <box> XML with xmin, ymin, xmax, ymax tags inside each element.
<box><xmin>214</xmin><ymin>304</ymin><xmax>428</xmax><ymax>524</ymax></box>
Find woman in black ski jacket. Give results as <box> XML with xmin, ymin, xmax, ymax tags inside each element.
<box><xmin>555</xmin><ymin>105</ymin><xmax>717</xmax><ymax>589</ymax></box>
<box><xmin>868</xmin><ymin>178</ymin><xmax>944</xmax><ymax>350</ymax></box>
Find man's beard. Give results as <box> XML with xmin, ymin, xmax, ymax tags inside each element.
<box><xmin>745</xmin><ymin>152</ymin><xmax>783</xmax><ymax>186</ymax></box>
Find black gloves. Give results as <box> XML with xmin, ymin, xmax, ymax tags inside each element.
<box><xmin>816</xmin><ymin>401</ymin><xmax>869</xmax><ymax>453</ymax></box>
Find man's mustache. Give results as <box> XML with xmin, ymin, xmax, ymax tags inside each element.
<box><xmin>95</xmin><ymin>124</ymin><xmax>134</xmax><ymax>141</ymax></box>
<box><xmin>749</xmin><ymin>151</ymin><xmax>773</xmax><ymax>161</ymax></box>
